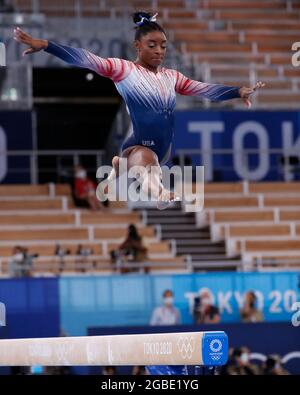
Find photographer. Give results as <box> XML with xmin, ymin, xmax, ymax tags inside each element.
<box><xmin>8</xmin><ymin>246</ymin><xmax>35</xmax><ymax>278</ymax></box>
<box><xmin>193</xmin><ymin>288</ymin><xmax>221</xmax><ymax>324</ymax></box>
<box><xmin>240</xmin><ymin>290</ymin><xmax>264</xmax><ymax>323</ymax></box>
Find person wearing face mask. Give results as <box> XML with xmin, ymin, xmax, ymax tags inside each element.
<box><xmin>150</xmin><ymin>289</ymin><xmax>181</xmax><ymax>326</ymax></box>
<box><xmin>240</xmin><ymin>290</ymin><xmax>264</xmax><ymax>323</ymax></box>
<box><xmin>147</xmin><ymin>289</ymin><xmax>186</xmax><ymax>375</ymax></box>
<box><xmin>225</xmin><ymin>347</ymin><xmax>259</xmax><ymax>375</ymax></box>
<box><xmin>74</xmin><ymin>165</ymin><xmax>106</xmax><ymax>211</ymax></box>
<box><xmin>8</xmin><ymin>246</ymin><xmax>33</xmax><ymax>278</ymax></box>
<box><xmin>193</xmin><ymin>288</ymin><xmax>221</xmax><ymax>324</ymax></box>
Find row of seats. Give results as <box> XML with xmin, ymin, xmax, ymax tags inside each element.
<box><xmin>10</xmin><ymin>0</ymin><xmax>300</xmax><ymax>108</ymax></box>
<box><xmin>3</xmin><ymin>194</ymin><xmax>300</xmax><ymax>211</ymax></box>
<box><xmin>0</xmin><ymin>183</ymin><xmax>184</xmax><ymax>275</ymax></box>
<box><xmin>190</xmin><ymin>181</ymin><xmax>300</xmax><ymax>270</ymax></box>
<box><xmin>0</xmin><ymin>256</ymin><xmax>186</xmax><ymax>275</ymax></box>
<box><xmin>1</xmin><ymin>181</ymin><xmax>299</xmax><ymax>273</ymax></box>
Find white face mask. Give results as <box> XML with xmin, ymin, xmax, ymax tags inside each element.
<box><xmin>240</xmin><ymin>353</ymin><xmax>249</xmax><ymax>364</ymax></box>
<box><xmin>14</xmin><ymin>253</ymin><xmax>24</xmax><ymax>261</ymax></box>
<box><xmin>164</xmin><ymin>297</ymin><xmax>174</xmax><ymax>306</ymax></box>
<box><xmin>76</xmin><ymin>170</ymin><xmax>86</xmax><ymax>179</ymax></box>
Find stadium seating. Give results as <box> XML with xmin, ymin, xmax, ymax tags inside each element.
<box><xmin>190</xmin><ymin>181</ymin><xmax>300</xmax><ymax>270</ymax></box>
<box><xmin>0</xmin><ymin>183</ymin><xmax>186</xmax><ymax>276</ymax></box>
<box><xmin>11</xmin><ymin>0</ymin><xmax>300</xmax><ymax>108</ymax></box>
<box><xmin>1</xmin><ymin>178</ymin><xmax>299</xmax><ymax>274</ymax></box>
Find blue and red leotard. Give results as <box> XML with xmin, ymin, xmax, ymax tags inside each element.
<box><xmin>45</xmin><ymin>41</ymin><xmax>240</xmax><ymax>163</ymax></box>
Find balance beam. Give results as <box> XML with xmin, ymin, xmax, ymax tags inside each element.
<box><xmin>0</xmin><ymin>331</ymin><xmax>228</xmax><ymax>366</ymax></box>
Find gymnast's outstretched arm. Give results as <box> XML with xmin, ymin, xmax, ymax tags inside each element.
<box><xmin>13</xmin><ymin>27</ymin><xmax>131</xmax><ymax>82</ymax></box>
<box><xmin>174</xmin><ymin>70</ymin><xmax>265</xmax><ymax>108</ymax></box>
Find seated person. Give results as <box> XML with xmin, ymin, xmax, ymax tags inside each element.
<box><xmin>110</xmin><ymin>224</ymin><xmax>148</xmax><ymax>271</ymax></box>
<box><xmin>73</xmin><ymin>165</ymin><xmax>106</xmax><ymax>211</ymax></box>
<box><xmin>8</xmin><ymin>246</ymin><xmax>34</xmax><ymax>278</ymax></box>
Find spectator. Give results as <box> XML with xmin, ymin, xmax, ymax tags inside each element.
<box><xmin>132</xmin><ymin>366</ymin><xmax>148</xmax><ymax>375</ymax></box>
<box><xmin>55</xmin><ymin>243</ymin><xmax>70</xmax><ymax>272</ymax></box>
<box><xmin>76</xmin><ymin>244</ymin><xmax>93</xmax><ymax>257</ymax></box>
<box><xmin>76</xmin><ymin>244</ymin><xmax>94</xmax><ymax>272</ymax></box>
<box><xmin>110</xmin><ymin>224</ymin><xmax>148</xmax><ymax>273</ymax></box>
<box><xmin>102</xmin><ymin>366</ymin><xmax>117</xmax><ymax>375</ymax></box>
<box><xmin>261</xmin><ymin>354</ymin><xmax>290</xmax><ymax>375</ymax></box>
<box><xmin>240</xmin><ymin>291</ymin><xmax>264</xmax><ymax>323</ymax></box>
<box><xmin>74</xmin><ymin>165</ymin><xmax>105</xmax><ymax>211</ymax></box>
<box><xmin>224</xmin><ymin>347</ymin><xmax>259</xmax><ymax>375</ymax></box>
<box><xmin>193</xmin><ymin>288</ymin><xmax>221</xmax><ymax>324</ymax></box>
<box><xmin>150</xmin><ymin>289</ymin><xmax>181</xmax><ymax>326</ymax></box>
<box><xmin>55</xmin><ymin>244</ymin><xmax>70</xmax><ymax>257</ymax></box>
<box><xmin>8</xmin><ymin>246</ymin><xmax>35</xmax><ymax>278</ymax></box>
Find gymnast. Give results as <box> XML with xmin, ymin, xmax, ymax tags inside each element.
<box><xmin>13</xmin><ymin>11</ymin><xmax>264</xmax><ymax>211</ymax></box>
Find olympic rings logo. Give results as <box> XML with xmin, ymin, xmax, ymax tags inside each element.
<box><xmin>176</xmin><ymin>336</ymin><xmax>196</xmax><ymax>359</ymax></box>
<box><xmin>211</xmin><ymin>355</ymin><xmax>221</xmax><ymax>361</ymax></box>
<box><xmin>209</xmin><ymin>339</ymin><xmax>223</xmax><ymax>353</ymax></box>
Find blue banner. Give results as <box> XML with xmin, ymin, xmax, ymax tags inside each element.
<box><xmin>173</xmin><ymin>110</ymin><xmax>300</xmax><ymax>181</ymax></box>
<box><xmin>0</xmin><ymin>274</ymin><xmax>299</xmax><ymax>375</ymax></box>
<box><xmin>0</xmin><ymin>278</ymin><xmax>60</xmax><ymax>339</ymax></box>
<box><xmin>59</xmin><ymin>272</ymin><xmax>300</xmax><ymax>336</ymax></box>
<box><xmin>0</xmin><ymin>273</ymin><xmax>298</xmax><ymax>337</ymax></box>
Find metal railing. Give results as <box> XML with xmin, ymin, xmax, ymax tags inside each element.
<box><xmin>0</xmin><ymin>149</ymin><xmax>106</xmax><ymax>184</ymax></box>
<box><xmin>175</xmin><ymin>148</ymin><xmax>300</xmax><ymax>182</ymax></box>
<box><xmin>1</xmin><ymin>148</ymin><xmax>299</xmax><ymax>184</ymax></box>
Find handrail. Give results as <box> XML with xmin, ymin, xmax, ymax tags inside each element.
<box><xmin>0</xmin><ymin>149</ymin><xmax>106</xmax><ymax>184</ymax></box>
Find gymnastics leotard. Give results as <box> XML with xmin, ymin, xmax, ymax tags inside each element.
<box><xmin>45</xmin><ymin>42</ymin><xmax>240</xmax><ymax>163</ymax></box>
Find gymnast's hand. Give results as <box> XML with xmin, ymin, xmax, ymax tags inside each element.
<box><xmin>238</xmin><ymin>81</ymin><xmax>266</xmax><ymax>109</ymax></box>
<box><xmin>13</xmin><ymin>27</ymin><xmax>48</xmax><ymax>56</ymax></box>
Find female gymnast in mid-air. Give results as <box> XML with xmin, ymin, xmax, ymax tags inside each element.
<box><xmin>14</xmin><ymin>11</ymin><xmax>264</xmax><ymax>210</ymax></box>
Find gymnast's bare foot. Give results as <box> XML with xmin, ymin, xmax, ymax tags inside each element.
<box><xmin>96</xmin><ymin>156</ymin><xmax>120</xmax><ymax>202</ymax></box>
<box><xmin>156</xmin><ymin>189</ymin><xmax>180</xmax><ymax>210</ymax></box>
<box><xmin>102</xmin><ymin>156</ymin><xmax>119</xmax><ymax>194</ymax></box>
<box><xmin>112</xmin><ymin>156</ymin><xmax>120</xmax><ymax>176</ymax></box>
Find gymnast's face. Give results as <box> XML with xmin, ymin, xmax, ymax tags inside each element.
<box><xmin>135</xmin><ymin>30</ymin><xmax>167</xmax><ymax>69</ymax></box>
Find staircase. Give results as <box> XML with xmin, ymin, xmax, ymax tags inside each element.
<box><xmin>143</xmin><ymin>204</ymin><xmax>242</xmax><ymax>271</ymax></box>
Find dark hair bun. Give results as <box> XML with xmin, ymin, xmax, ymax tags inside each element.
<box><xmin>132</xmin><ymin>11</ymin><xmax>154</xmax><ymax>26</ymax></box>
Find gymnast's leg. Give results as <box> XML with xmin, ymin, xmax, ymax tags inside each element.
<box><xmin>125</xmin><ymin>146</ymin><xmax>178</xmax><ymax>208</ymax></box>
<box><xmin>101</xmin><ymin>145</ymin><xmax>177</xmax><ymax>209</ymax></box>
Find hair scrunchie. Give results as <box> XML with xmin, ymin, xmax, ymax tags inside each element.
<box><xmin>135</xmin><ymin>12</ymin><xmax>158</xmax><ymax>26</ymax></box>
